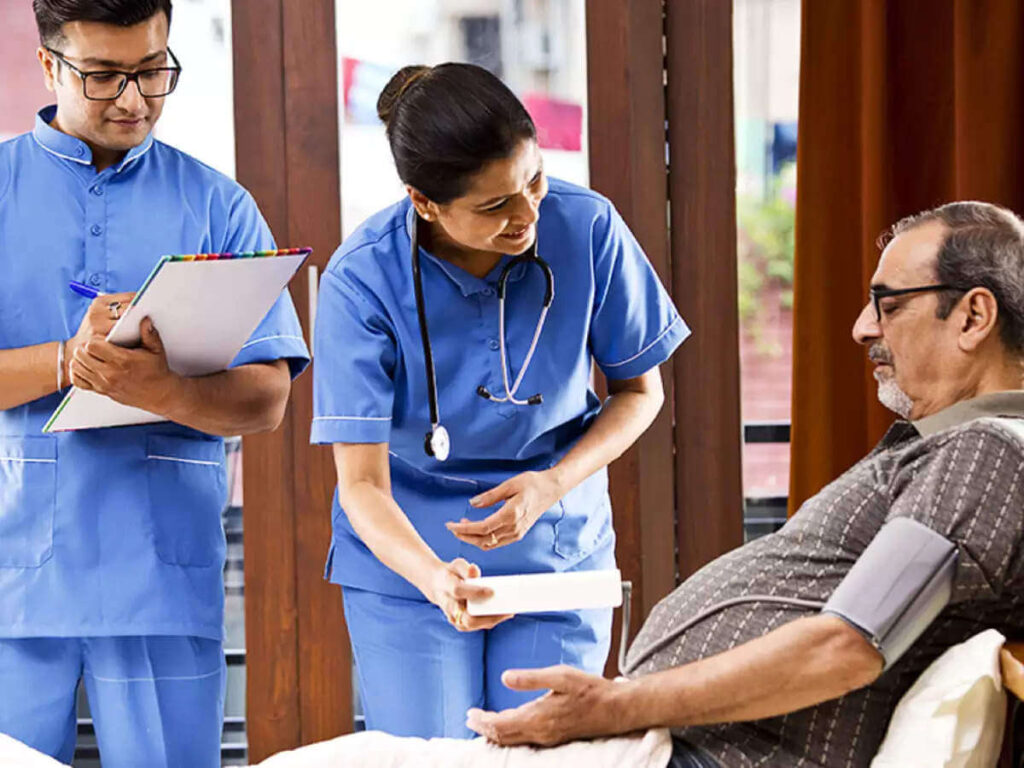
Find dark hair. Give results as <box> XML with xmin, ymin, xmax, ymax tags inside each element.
<box><xmin>33</xmin><ymin>0</ymin><xmax>173</xmax><ymax>47</ymax></box>
<box><xmin>377</xmin><ymin>63</ymin><xmax>537</xmax><ymax>204</ymax></box>
<box><xmin>884</xmin><ymin>201</ymin><xmax>1024</xmax><ymax>354</ymax></box>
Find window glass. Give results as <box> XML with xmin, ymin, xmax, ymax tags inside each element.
<box><xmin>336</xmin><ymin>0</ymin><xmax>588</xmax><ymax>238</ymax></box>
<box><xmin>157</xmin><ymin>0</ymin><xmax>236</xmax><ymax>178</ymax></box>
<box><xmin>1</xmin><ymin>0</ymin><xmax>60</xmax><ymax>140</ymax></box>
<box><xmin>734</xmin><ymin>0</ymin><xmax>800</xmax><ymax>535</ymax></box>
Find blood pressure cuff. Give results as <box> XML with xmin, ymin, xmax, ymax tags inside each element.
<box><xmin>822</xmin><ymin>517</ymin><xmax>957</xmax><ymax>670</ymax></box>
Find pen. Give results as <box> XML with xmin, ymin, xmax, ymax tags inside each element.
<box><xmin>69</xmin><ymin>280</ymin><xmax>105</xmax><ymax>300</ymax></box>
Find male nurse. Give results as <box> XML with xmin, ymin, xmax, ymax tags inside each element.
<box><xmin>0</xmin><ymin>1</ymin><xmax>309</xmax><ymax>766</ymax></box>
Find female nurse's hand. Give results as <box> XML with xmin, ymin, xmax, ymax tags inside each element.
<box><xmin>427</xmin><ymin>558</ymin><xmax>513</xmax><ymax>632</ymax></box>
<box><xmin>446</xmin><ymin>470</ymin><xmax>565</xmax><ymax>550</ymax></box>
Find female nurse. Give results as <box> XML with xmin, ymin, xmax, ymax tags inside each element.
<box><xmin>311</xmin><ymin>63</ymin><xmax>689</xmax><ymax>738</ymax></box>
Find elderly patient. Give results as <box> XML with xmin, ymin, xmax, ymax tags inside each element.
<box><xmin>465</xmin><ymin>201</ymin><xmax>1024</xmax><ymax>767</ymax></box>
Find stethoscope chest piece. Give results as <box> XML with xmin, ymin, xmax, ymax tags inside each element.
<box><xmin>425</xmin><ymin>424</ymin><xmax>450</xmax><ymax>462</ymax></box>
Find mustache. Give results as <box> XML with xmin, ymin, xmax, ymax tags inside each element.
<box><xmin>868</xmin><ymin>343</ymin><xmax>893</xmax><ymax>365</ymax></box>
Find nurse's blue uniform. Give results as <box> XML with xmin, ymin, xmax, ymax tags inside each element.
<box><xmin>311</xmin><ymin>177</ymin><xmax>689</xmax><ymax>738</ymax></box>
<box><xmin>0</xmin><ymin>107</ymin><xmax>310</xmax><ymax>767</ymax></box>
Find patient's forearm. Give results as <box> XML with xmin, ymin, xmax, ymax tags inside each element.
<box><xmin>618</xmin><ymin>615</ymin><xmax>883</xmax><ymax>730</ymax></box>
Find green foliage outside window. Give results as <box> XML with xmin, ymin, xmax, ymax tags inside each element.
<box><xmin>737</xmin><ymin>163</ymin><xmax>796</xmax><ymax>353</ymax></box>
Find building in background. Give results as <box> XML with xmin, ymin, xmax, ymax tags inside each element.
<box><xmin>336</xmin><ymin>0</ymin><xmax>588</xmax><ymax>237</ymax></box>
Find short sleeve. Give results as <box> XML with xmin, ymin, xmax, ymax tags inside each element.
<box><xmin>221</xmin><ymin>189</ymin><xmax>310</xmax><ymax>378</ymax></box>
<box><xmin>885</xmin><ymin>425</ymin><xmax>1024</xmax><ymax>604</ymax></box>
<box><xmin>310</xmin><ymin>268</ymin><xmax>396</xmax><ymax>444</ymax></box>
<box><xmin>589</xmin><ymin>203</ymin><xmax>690</xmax><ymax>379</ymax></box>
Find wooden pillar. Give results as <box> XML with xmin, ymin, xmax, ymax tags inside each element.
<box><xmin>665</xmin><ymin>0</ymin><xmax>745</xmax><ymax>580</ymax></box>
<box><xmin>586</xmin><ymin>0</ymin><xmax>678</xmax><ymax>672</ymax></box>
<box><xmin>233</xmin><ymin>0</ymin><xmax>351</xmax><ymax>760</ymax></box>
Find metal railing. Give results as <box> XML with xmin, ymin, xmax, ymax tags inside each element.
<box><xmin>741</xmin><ymin>420</ymin><xmax>791</xmax><ymax>541</ymax></box>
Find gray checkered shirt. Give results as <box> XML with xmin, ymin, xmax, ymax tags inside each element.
<box><xmin>627</xmin><ymin>392</ymin><xmax>1024</xmax><ymax>767</ymax></box>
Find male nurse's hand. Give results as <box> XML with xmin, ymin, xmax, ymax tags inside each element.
<box><xmin>427</xmin><ymin>558</ymin><xmax>514</xmax><ymax>633</ymax></box>
<box><xmin>70</xmin><ymin>317</ymin><xmax>179</xmax><ymax>412</ymax></box>
<box><xmin>466</xmin><ymin>665</ymin><xmax>634</xmax><ymax>746</ymax></box>
<box><xmin>446</xmin><ymin>470</ymin><xmax>564</xmax><ymax>550</ymax></box>
<box><xmin>63</xmin><ymin>292</ymin><xmax>137</xmax><ymax>383</ymax></box>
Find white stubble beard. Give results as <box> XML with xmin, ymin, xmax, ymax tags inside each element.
<box><xmin>875</xmin><ymin>369</ymin><xmax>914</xmax><ymax>418</ymax></box>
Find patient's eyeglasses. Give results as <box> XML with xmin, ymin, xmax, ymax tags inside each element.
<box><xmin>869</xmin><ymin>284</ymin><xmax>965</xmax><ymax>322</ymax></box>
<box><xmin>44</xmin><ymin>47</ymin><xmax>181</xmax><ymax>101</ymax></box>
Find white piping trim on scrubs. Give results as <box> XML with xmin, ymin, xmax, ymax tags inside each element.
<box><xmin>147</xmin><ymin>454</ymin><xmax>220</xmax><ymax>467</ymax></box>
<box><xmin>88</xmin><ymin>668</ymin><xmax>222</xmax><ymax>684</ymax></box>
<box><xmin>116</xmin><ymin>139</ymin><xmax>154</xmax><ymax>172</ymax></box>
<box><xmin>32</xmin><ymin>134</ymin><xmax>92</xmax><ymax>166</ymax></box>
<box><xmin>0</xmin><ymin>457</ymin><xmax>57</xmax><ymax>464</ymax></box>
<box><xmin>239</xmin><ymin>334</ymin><xmax>306</xmax><ymax>350</ymax></box>
<box><xmin>313</xmin><ymin>415</ymin><xmax>390</xmax><ymax>422</ymax></box>
<box><xmin>600</xmin><ymin>316</ymin><xmax>682</xmax><ymax>369</ymax></box>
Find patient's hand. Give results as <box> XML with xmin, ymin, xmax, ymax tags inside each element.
<box><xmin>466</xmin><ymin>665</ymin><xmax>635</xmax><ymax>747</ymax></box>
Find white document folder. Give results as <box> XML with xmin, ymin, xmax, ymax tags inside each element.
<box><xmin>466</xmin><ymin>569</ymin><xmax>623</xmax><ymax>616</ymax></box>
<box><xmin>43</xmin><ymin>248</ymin><xmax>310</xmax><ymax>432</ymax></box>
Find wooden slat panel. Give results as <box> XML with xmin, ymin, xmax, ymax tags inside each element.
<box><xmin>586</xmin><ymin>0</ymin><xmax>677</xmax><ymax>674</ymax></box>
<box><xmin>235</xmin><ymin>0</ymin><xmax>350</xmax><ymax>758</ymax></box>
<box><xmin>233</xmin><ymin>0</ymin><xmax>303</xmax><ymax>758</ymax></box>
<box><xmin>665</xmin><ymin>0</ymin><xmax>744</xmax><ymax>580</ymax></box>
<box><xmin>280</xmin><ymin>0</ymin><xmax>352</xmax><ymax>745</ymax></box>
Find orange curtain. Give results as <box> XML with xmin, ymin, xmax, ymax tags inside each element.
<box><xmin>790</xmin><ymin>0</ymin><xmax>1024</xmax><ymax>512</ymax></box>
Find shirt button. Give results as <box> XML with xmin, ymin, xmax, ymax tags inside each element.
<box><xmin>91</xmin><ymin>186</ymin><xmax>104</xmax><ymax>196</ymax></box>
<box><xmin>74</xmin><ymin>146</ymin><xmax>84</xmax><ymax>157</ymax></box>
<box><xmin>482</xmin><ymin>287</ymin><xmax>494</xmax><ymax>297</ymax></box>
<box><xmin>488</xmin><ymin>339</ymin><xmax>500</xmax><ymax>350</ymax></box>
<box><xmin>90</xmin><ymin>224</ymin><xmax>103</xmax><ymax>236</ymax></box>
<box><xmin>88</xmin><ymin>273</ymin><xmax>102</xmax><ymax>287</ymax></box>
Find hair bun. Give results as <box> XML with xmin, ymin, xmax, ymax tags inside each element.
<box><xmin>377</xmin><ymin>65</ymin><xmax>431</xmax><ymax>126</ymax></box>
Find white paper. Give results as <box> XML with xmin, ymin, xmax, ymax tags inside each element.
<box><xmin>466</xmin><ymin>569</ymin><xmax>623</xmax><ymax>616</ymax></box>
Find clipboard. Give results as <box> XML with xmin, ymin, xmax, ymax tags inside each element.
<box><xmin>43</xmin><ymin>247</ymin><xmax>311</xmax><ymax>433</ymax></box>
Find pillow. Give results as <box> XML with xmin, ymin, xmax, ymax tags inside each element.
<box><xmin>871</xmin><ymin>628</ymin><xmax>1007</xmax><ymax>768</ymax></box>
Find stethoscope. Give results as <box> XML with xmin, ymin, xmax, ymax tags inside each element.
<box><xmin>411</xmin><ymin>211</ymin><xmax>555</xmax><ymax>462</ymax></box>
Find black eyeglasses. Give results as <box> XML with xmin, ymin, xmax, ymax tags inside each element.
<box><xmin>45</xmin><ymin>46</ymin><xmax>182</xmax><ymax>101</ymax></box>
<box><xmin>869</xmin><ymin>283</ymin><xmax>965</xmax><ymax>322</ymax></box>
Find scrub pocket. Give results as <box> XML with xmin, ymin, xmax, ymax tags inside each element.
<box><xmin>0</xmin><ymin>436</ymin><xmax>57</xmax><ymax>568</ymax></box>
<box><xmin>553</xmin><ymin>471</ymin><xmax>613</xmax><ymax>561</ymax></box>
<box><xmin>146</xmin><ymin>435</ymin><xmax>226</xmax><ymax>567</ymax></box>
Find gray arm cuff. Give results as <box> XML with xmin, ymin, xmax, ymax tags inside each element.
<box><xmin>822</xmin><ymin>517</ymin><xmax>957</xmax><ymax>669</ymax></box>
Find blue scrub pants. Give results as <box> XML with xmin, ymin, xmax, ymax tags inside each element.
<box><xmin>342</xmin><ymin>549</ymin><xmax>614</xmax><ymax>738</ymax></box>
<box><xmin>0</xmin><ymin>636</ymin><xmax>225</xmax><ymax>767</ymax></box>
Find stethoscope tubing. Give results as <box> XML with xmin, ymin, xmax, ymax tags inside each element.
<box><xmin>411</xmin><ymin>211</ymin><xmax>554</xmax><ymax>459</ymax></box>
<box><xmin>489</xmin><ymin>256</ymin><xmax>553</xmax><ymax>405</ymax></box>
<box><xmin>411</xmin><ymin>223</ymin><xmax>442</xmax><ymax>429</ymax></box>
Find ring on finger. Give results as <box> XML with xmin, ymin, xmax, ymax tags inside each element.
<box><xmin>489</xmin><ymin>532</ymin><xmax>498</xmax><ymax>547</ymax></box>
<box><xmin>108</xmin><ymin>301</ymin><xmax>122</xmax><ymax>320</ymax></box>
<box><xmin>452</xmin><ymin>607</ymin><xmax>464</xmax><ymax>626</ymax></box>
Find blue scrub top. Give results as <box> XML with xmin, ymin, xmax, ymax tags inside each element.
<box><xmin>0</xmin><ymin>107</ymin><xmax>310</xmax><ymax>641</ymax></box>
<box><xmin>312</xmin><ymin>177</ymin><xmax>689</xmax><ymax>598</ymax></box>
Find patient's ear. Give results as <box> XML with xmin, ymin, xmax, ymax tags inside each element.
<box><xmin>956</xmin><ymin>288</ymin><xmax>999</xmax><ymax>353</ymax></box>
